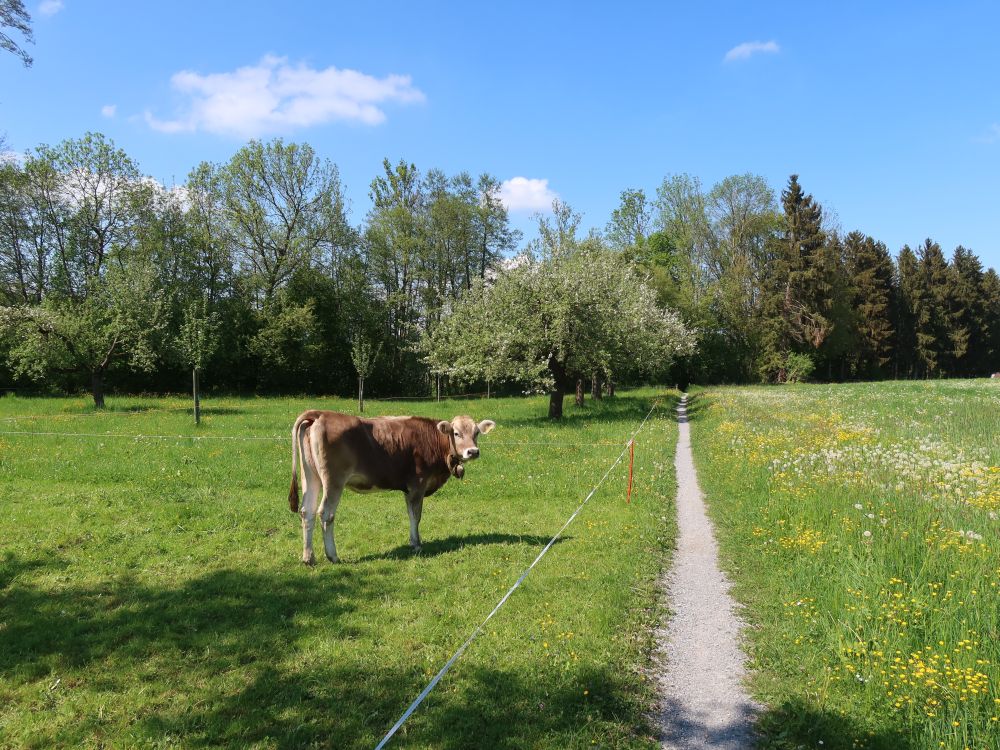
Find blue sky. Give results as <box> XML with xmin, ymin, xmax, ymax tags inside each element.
<box><xmin>3</xmin><ymin>1</ymin><xmax>999</xmax><ymax>271</ymax></box>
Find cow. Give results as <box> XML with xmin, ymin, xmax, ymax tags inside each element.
<box><xmin>288</xmin><ymin>411</ymin><xmax>495</xmax><ymax>565</ymax></box>
<box><xmin>992</xmin><ymin>372</ymin><xmax>1000</xmax><ymax>379</ymax></box>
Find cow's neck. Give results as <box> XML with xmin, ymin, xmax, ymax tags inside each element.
<box><xmin>443</xmin><ymin>432</ymin><xmax>465</xmax><ymax>479</ymax></box>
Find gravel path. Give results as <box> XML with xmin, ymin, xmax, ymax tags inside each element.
<box><xmin>655</xmin><ymin>395</ymin><xmax>760</xmax><ymax>749</ymax></box>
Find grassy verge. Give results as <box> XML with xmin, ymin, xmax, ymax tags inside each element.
<box><xmin>689</xmin><ymin>380</ymin><xmax>1000</xmax><ymax>750</ymax></box>
<box><xmin>0</xmin><ymin>388</ymin><xmax>678</xmax><ymax>749</ymax></box>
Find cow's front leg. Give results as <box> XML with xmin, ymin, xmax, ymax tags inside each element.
<box><xmin>319</xmin><ymin>483</ymin><xmax>345</xmax><ymax>564</ymax></box>
<box><xmin>405</xmin><ymin>489</ymin><xmax>425</xmax><ymax>552</ymax></box>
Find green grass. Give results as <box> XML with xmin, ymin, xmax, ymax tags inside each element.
<box><xmin>689</xmin><ymin>380</ymin><xmax>1000</xmax><ymax>750</ymax></box>
<box><xmin>0</xmin><ymin>388</ymin><xmax>679</xmax><ymax>749</ymax></box>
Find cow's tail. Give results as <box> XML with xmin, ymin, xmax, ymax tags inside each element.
<box><xmin>289</xmin><ymin>415</ymin><xmax>314</xmax><ymax>513</ymax></box>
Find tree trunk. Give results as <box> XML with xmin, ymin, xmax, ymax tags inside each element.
<box><xmin>192</xmin><ymin>367</ymin><xmax>201</xmax><ymax>424</ymax></box>
<box><xmin>358</xmin><ymin>376</ymin><xmax>364</xmax><ymax>412</ymax></box>
<box><xmin>548</xmin><ymin>388</ymin><xmax>564</xmax><ymax>419</ymax></box>
<box><xmin>91</xmin><ymin>371</ymin><xmax>105</xmax><ymax>410</ymax></box>
<box><xmin>575</xmin><ymin>378</ymin><xmax>584</xmax><ymax>407</ymax></box>
<box><xmin>548</xmin><ymin>356</ymin><xmax>570</xmax><ymax>419</ymax></box>
<box><xmin>607</xmin><ymin>380</ymin><xmax>616</xmax><ymax>397</ymax></box>
<box><xmin>591</xmin><ymin>372</ymin><xmax>602</xmax><ymax>400</ymax></box>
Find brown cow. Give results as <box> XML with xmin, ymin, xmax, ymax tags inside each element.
<box><xmin>288</xmin><ymin>411</ymin><xmax>495</xmax><ymax>564</ymax></box>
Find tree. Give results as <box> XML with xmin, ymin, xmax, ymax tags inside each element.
<box><xmin>893</xmin><ymin>246</ymin><xmax>920</xmax><ymax>378</ymax></box>
<box><xmin>912</xmin><ymin>239</ymin><xmax>950</xmax><ymax>376</ymax></box>
<box><xmin>28</xmin><ymin>133</ymin><xmax>152</xmax><ymax>300</ymax></box>
<box><xmin>981</xmin><ymin>269</ymin><xmax>1000</xmax><ymax>371</ymax></box>
<box><xmin>605</xmin><ymin>188</ymin><xmax>651</xmax><ymax>256</ymax></box>
<box><xmin>0</xmin><ymin>134</ymin><xmax>163</xmax><ymax>406</ymax></box>
<box><xmin>759</xmin><ymin>175</ymin><xmax>829</xmax><ymax>381</ymax></box>
<box><xmin>947</xmin><ymin>246</ymin><xmax>987</xmax><ymax>375</ymax></box>
<box><xmin>176</xmin><ymin>295</ymin><xmax>219</xmax><ymax>423</ymax></box>
<box><xmin>364</xmin><ymin>158</ymin><xmax>427</xmax><ymax>389</ymax></box>
<box><xmin>1</xmin><ymin>261</ymin><xmax>165</xmax><ymax>407</ymax></box>
<box><xmin>705</xmin><ymin>174</ymin><xmax>780</xmax><ymax>380</ymax></box>
<box><xmin>350</xmin><ymin>333</ymin><xmax>381</xmax><ymax>412</ymax></box>
<box><xmin>1</xmin><ymin>0</ymin><xmax>32</xmax><ymax>67</ymax></box>
<box><xmin>221</xmin><ymin>138</ymin><xmax>347</xmax><ymax>307</ymax></box>
<box><xmin>844</xmin><ymin>232</ymin><xmax>895</xmax><ymax>377</ymax></box>
<box><xmin>654</xmin><ymin>174</ymin><xmax>712</xmax><ymax>308</ymax></box>
<box><xmin>424</xmin><ymin>242</ymin><xmax>695</xmax><ymax>419</ymax></box>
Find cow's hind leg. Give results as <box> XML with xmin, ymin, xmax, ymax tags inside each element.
<box><xmin>405</xmin><ymin>490</ymin><xmax>425</xmax><ymax>552</ymax></box>
<box><xmin>319</xmin><ymin>482</ymin><xmax>345</xmax><ymax>564</ymax></box>
<box><xmin>299</xmin><ymin>462</ymin><xmax>320</xmax><ymax>566</ymax></box>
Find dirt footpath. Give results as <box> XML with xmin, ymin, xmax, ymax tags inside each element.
<box><xmin>655</xmin><ymin>394</ymin><xmax>760</xmax><ymax>749</ymax></box>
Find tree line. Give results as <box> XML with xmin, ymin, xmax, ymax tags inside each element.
<box><xmin>608</xmin><ymin>173</ymin><xmax>1000</xmax><ymax>384</ymax></box>
<box><xmin>0</xmin><ymin>133</ymin><xmax>526</xmax><ymax>406</ymax></box>
<box><xmin>0</xmin><ymin>133</ymin><xmax>997</xmax><ymax>411</ymax></box>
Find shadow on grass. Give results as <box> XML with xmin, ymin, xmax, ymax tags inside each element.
<box><xmin>753</xmin><ymin>697</ymin><xmax>917</xmax><ymax>750</ymax></box>
<box><xmin>133</xmin><ymin>662</ymin><xmax>657</xmax><ymax>750</ymax></box>
<box><xmin>357</xmin><ymin>533</ymin><xmax>571</xmax><ymax>562</ymax></box>
<box><xmin>0</xmin><ymin>564</ymin><xmax>361</xmax><ymax>682</ymax></box>
<box><xmin>1</xmin><ymin>552</ymin><xmax>653</xmax><ymax>749</ymax></box>
<box><xmin>0</xmin><ymin>552</ymin><xmax>56</xmax><ymax>590</ymax></box>
<box><xmin>498</xmin><ymin>394</ymin><xmax>666</xmax><ymax>430</ymax></box>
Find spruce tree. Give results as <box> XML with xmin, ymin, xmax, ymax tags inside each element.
<box><xmin>813</xmin><ymin>232</ymin><xmax>856</xmax><ymax>379</ymax></box>
<box><xmin>759</xmin><ymin>175</ymin><xmax>828</xmax><ymax>381</ymax></box>
<box><xmin>894</xmin><ymin>246</ymin><xmax>920</xmax><ymax>378</ymax></box>
<box><xmin>845</xmin><ymin>231</ymin><xmax>895</xmax><ymax>377</ymax></box>
<box><xmin>947</xmin><ymin>247</ymin><xmax>986</xmax><ymax>375</ymax></box>
<box><xmin>982</xmin><ymin>269</ymin><xmax>1000</xmax><ymax>372</ymax></box>
<box><xmin>913</xmin><ymin>239</ymin><xmax>951</xmax><ymax>377</ymax></box>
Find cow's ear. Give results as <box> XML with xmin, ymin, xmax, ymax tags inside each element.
<box><xmin>477</xmin><ymin>419</ymin><xmax>496</xmax><ymax>435</ymax></box>
<box><xmin>437</xmin><ymin>420</ymin><xmax>452</xmax><ymax>435</ymax></box>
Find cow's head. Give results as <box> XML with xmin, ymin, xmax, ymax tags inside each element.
<box><xmin>438</xmin><ymin>416</ymin><xmax>495</xmax><ymax>477</ymax></box>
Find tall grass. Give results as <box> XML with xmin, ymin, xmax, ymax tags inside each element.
<box><xmin>0</xmin><ymin>389</ymin><xmax>678</xmax><ymax>749</ymax></box>
<box><xmin>690</xmin><ymin>380</ymin><xmax>1000</xmax><ymax>750</ymax></box>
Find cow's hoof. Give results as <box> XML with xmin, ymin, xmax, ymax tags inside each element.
<box><xmin>326</xmin><ymin>553</ymin><xmax>340</xmax><ymax>564</ymax></box>
<box><xmin>302</xmin><ymin>554</ymin><xmax>316</xmax><ymax>567</ymax></box>
<box><xmin>411</xmin><ymin>545</ymin><xmax>422</xmax><ymax>555</ymax></box>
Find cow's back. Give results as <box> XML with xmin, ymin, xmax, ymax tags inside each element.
<box><xmin>307</xmin><ymin>412</ymin><xmax>447</xmax><ymax>492</ymax></box>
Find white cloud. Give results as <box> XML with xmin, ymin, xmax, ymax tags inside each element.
<box><xmin>38</xmin><ymin>0</ymin><xmax>64</xmax><ymax>17</ymax></box>
<box><xmin>498</xmin><ymin>177</ymin><xmax>558</xmax><ymax>212</ymax></box>
<box><xmin>101</xmin><ymin>104</ymin><xmax>117</xmax><ymax>118</ymax></box>
<box><xmin>144</xmin><ymin>54</ymin><xmax>425</xmax><ymax>137</ymax></box>
<box><xmin>724</xmin><ymin>40</ymin><xmax>780</xmax><ymax>63</ymax></box>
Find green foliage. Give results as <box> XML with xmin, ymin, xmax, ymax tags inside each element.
<box><xmin>844</xmin><ymin>231</ymin><xmax>895</xmax><ymax>376</ymax></box>
<box><xmin>425</xmin><ymin>234</ymin><xmax>695</xmax><ymax>417</ymax></box>
<box><xmin>783</xmin><ymin>352</ymin><xmax>815</xmax><ymax>383</ymax></box>
<box><xmin>176</xmin><ymin>294</ymin><xmax>220</xmax><ymax>372</ymax></box>
<box><xmin>3</xmin><ymin>131</ymin><xmax>999</xmax><ymax>396</ymax></box>
<box><xmin>1</xmin><ymin>260</ymin><xmax>165</xmax><ymax>402</ymax></box>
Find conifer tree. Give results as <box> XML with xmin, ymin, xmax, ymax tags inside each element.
<box><xmin>913</xmin><ymin>239</ymin><xmax>951</xmax><ymax>376</ymax></box>
<box><xmin>947</xmin><ymin>246</ymin><xmax>986</xmax><ymax>375</ymax></box>
<box><xmin>759</xmin><ymin>175</ymin><xmax>828</xmax><ymax>381</ymax></box>
<box><xmin>982</xmin><ymin>269</ymin><xmax>1000</xmax><ymax>372</ymax></box>
<box><xmin>893</xmin><ymin>246</ymin><xmax>920</xmax><ymax>377</ymax></box>
<box><xmin>844</xmin><ymin>231</ymin><xmax>895</xmax><ymax>377</ymax></box>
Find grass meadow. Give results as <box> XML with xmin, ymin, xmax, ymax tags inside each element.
<box><xmin>0</xmin><ymin>389</ymin><xmax>679</xmax><ymax>749</ymax></box>
<box><xmin>690</xmin><ymin>380</ymin><xmax>1000</xmax><ymax>750</ymax></box>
